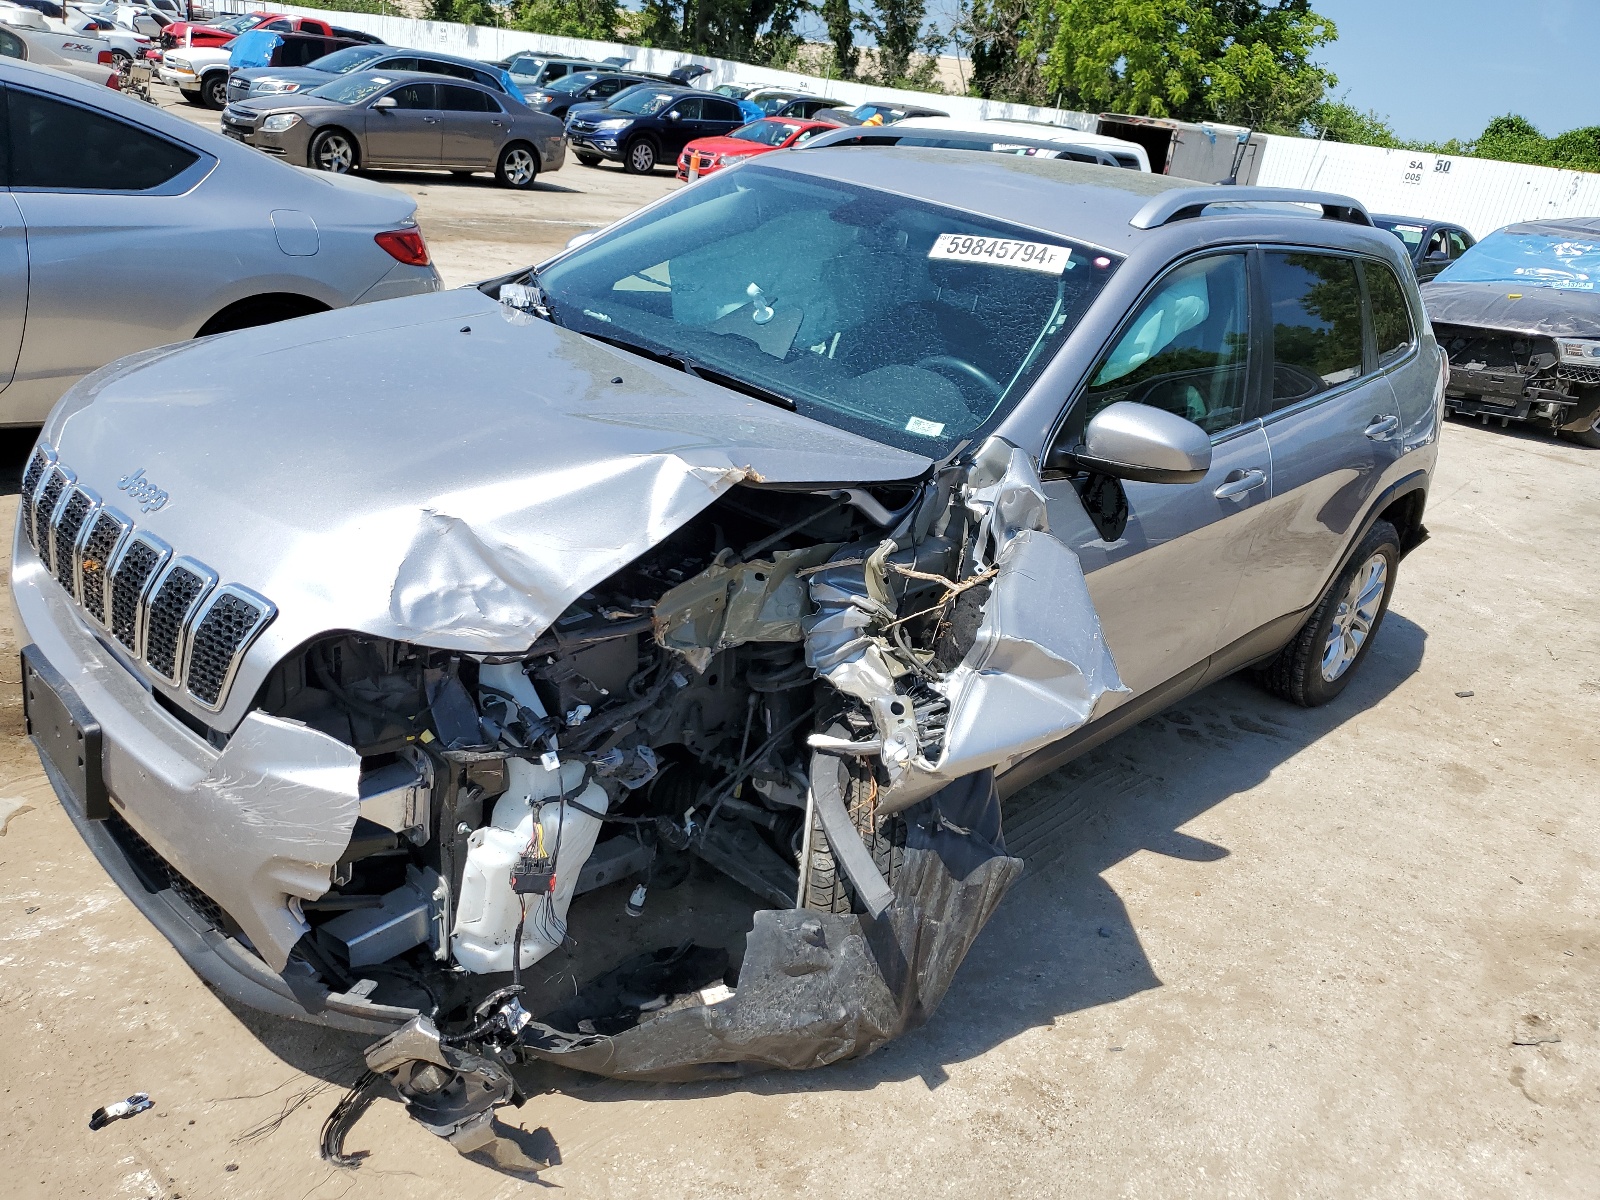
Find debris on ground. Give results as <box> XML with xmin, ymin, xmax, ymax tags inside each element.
<box><xmin>88</xmin><ymin>1093</ymin><xmax>153</xmax><ymax>1130</ymax></box>
<box><xmin>0</xmin><ymin>796</ymin><xmax>33</xmax><ymax>835</ymax></box>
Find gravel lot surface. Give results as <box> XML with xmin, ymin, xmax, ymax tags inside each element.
<box><xmin>0</xmin><ymin>85</ymin><xmax>1595</xmax><ymax>1200</ymax></box>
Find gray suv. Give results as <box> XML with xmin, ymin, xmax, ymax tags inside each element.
<box><xmin>15</xmin><ymin>152</ymin><xmax>1440</xmax><ymax>1152</ymax></box>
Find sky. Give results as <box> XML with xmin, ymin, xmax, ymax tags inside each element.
<box><xmin>1266</xmin><ymin>0</ymin><xmax>1594</xmax><ymax>143</ymax></box>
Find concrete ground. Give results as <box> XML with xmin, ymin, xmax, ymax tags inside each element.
<box><xmin>0</xmin><ymin>85</ymin><xmax>1596</xmax><ymax>1200</ymax></box>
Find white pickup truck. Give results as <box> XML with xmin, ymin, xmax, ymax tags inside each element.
<box><xmin>0</xmin><ymin>3</ymin><xmax>119</xmax><ymax>86</ymax></box>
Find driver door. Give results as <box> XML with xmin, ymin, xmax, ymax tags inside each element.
<box><xmin>363</xmin><ymin>81</ymin><xmax>442</xmax><ymax>167</ymax></box>
<box><xmin>1041</xmin><ymin>251</ymin><xmax>1275</xmax><ymax>698</ymax></box>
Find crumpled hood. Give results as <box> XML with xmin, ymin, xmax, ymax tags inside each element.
<box><xmin>1423</xmin><ymin>279</ymin><xmax>1600</xmax><ymax>339</ymax></box>
<box><xmin>41</xmin><ymin>289</ymin><xmax>930</xmax><ymax>720</ymax></box>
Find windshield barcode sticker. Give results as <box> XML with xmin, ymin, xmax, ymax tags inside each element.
<box><xmin>929</xmin><ymin>233</ymin><xmax>1073</xmax><ymax>275</ymax></box>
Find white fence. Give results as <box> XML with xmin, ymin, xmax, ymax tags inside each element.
<box><xmin>1255</xmin><ymin>137</ymin><xmax>1600</xmax><ymax>240</ymax></box>
<box><xmin>240</xmin><ymin>3</ymin><xmax>1600</xmax><ymax>237</ymax></box>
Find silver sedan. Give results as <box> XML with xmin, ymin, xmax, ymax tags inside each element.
<box><xmin>0</xmin><ymin>58</ymin><xmax>441</xmax><ymax>426</ymax></box>
<box><xmin>223</xmin><ymin>70</ymin><xmax>567</xmax><ymax>188</ymax></box>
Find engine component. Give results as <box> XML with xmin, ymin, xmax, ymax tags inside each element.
<box><xmin>356</xmin><ymin>757</ymin><xmax>431</xmax><ymax>840</ymax></box>
<box><xmin>451</xmin><ymin>757</ymin><xmax>610</xmax><ymax>973</ymax></box>
<box><xmin>320</xmin><ymin>865</ymin><xmax>445</xmax><ymax>969</ymax></box>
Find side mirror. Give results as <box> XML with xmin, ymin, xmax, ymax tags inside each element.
<box><xmin>1072</xmin><ymin>401</ymin><xmax>1212</xmax><ymax>484</ymax></box>
<box><xmin>372</xmin><ymin>95</ymin><xmax>396</xmax><ymax>110</ymax></box>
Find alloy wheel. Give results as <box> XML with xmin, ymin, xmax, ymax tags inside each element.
<box><xmin>629</xmin><ymin>141</ymin><xmax>655</xmax><ymax>173</ymax></box>
<box><xmin>314</xmin><ymin>134</ymin><xmax>355</xmax><ymax>174</ymax></box>
<box><xmin>502</xmin><ymin>147</ymin><xmax>535</xmax><ymax>186</ymax></box>
<box><xmin>1320</xmin><ymin>552</ymin><xmax>1388</xmax><ymax>682</ymax></box>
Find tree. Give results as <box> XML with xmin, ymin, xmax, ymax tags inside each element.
<box><xmin>957</xmin><ymin>0</ymin><xmax>1052</xmax><ymax>103</ymax></box>
<box><xmin>820</xmin><ymin>0</ymin><xmax>859</xmax><ymax>78</ymax></box>
<box><xmin>1025</xmin><ymin>0</ymin><xmax>1338</xmax><ymax>132</ymax></box>
<box><xmin>861</xmin><ymin>0</ymin><xmax>923</xmax><ymax>85</ymax></box>
<box><xmin>514</xmin><ymin>0</ymin><xmax>617</xmax><ymax>39</ymax></box>
<box><xmin>1304</xmin><ymin>98</ymin><xmax>1400</xmax><ymax>148</ymax></box>
<box><xmin>630</xmin><ymin>0</ymin><xmax>812</xmax><ymax>65</ymax></box>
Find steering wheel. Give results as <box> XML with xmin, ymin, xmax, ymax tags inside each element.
<box><xmin>914</xmin><ymin>354</ymin><xmax>1004</xmax><ymax>401</ymax></box>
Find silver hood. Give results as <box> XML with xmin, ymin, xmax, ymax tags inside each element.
<box><xmin>40</xmin><ymin>289</ymin><xmax>931</xmax><ymax>725</ymax></box>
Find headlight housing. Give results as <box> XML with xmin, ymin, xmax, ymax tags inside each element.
<box><xmin>594</xmin><ymin>118</ymin><xmax>630</xmax><ymax>131</ymax></box>
<box><xmin>168</xmin><ymin>56</ymin><xmax>192</xmax><ymax>72</ymax></box>
<box><xmin>260</xmin><ymin>113</ymin><xmax>302</xmax><ymax>134</ymax></box>
<box><xmin>1557</xmin><ymin>338</ymin><xmax>1600</xmax><ymax>364</ymax></box>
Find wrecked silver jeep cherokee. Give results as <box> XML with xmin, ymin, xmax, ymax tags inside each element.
<box><xmin>16</xmin><ymin>155</ymin><xmax>1442</xmax><ymax>1153</ymax></box>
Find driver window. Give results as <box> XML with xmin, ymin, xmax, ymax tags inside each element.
<box><xmin>1081</xmin><ymin>253</ymin><xmax>1250</xmax><ymax>436</ymax></box>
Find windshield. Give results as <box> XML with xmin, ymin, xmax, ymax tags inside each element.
<box><xmin>1375</xmin><ymin>219</ymin><xmax>1427</xmax><ymax>249</ymax></box>
<box><xmin>308</xmin><ymin>45</ymin><xmax>385</xmax><ymax>74</ymax></box>
<box><xmin>310</xmin><ymin>73</ymin><xmax>394</xmax><ymax>105</ymax></box>
<box><xmin>608</xmin><ymin>88</ymin><xmax>677</xmax><ymax>115</ymax></box>
<box><xmin>213</xmin><ymin>13</ymin><xmax>259</xmax><ymax>32</ymax></box>
<box><xmin>712</xmin><ymin>84</ymin><xmax>749</xmax><ymax>98</ymax></box>
<box><xmin>730</xmin><ymin>120</ymin><xmax>801</xmax><ymax>146</ymax></box>
<box><xmin>546</xmin><ymin>71</ymin><xmax>601</xmax><ymax>94</ymax></box>
<box><xmin>536</xmin><ymin>165</ymin><xmax>1119</xmax><ymax>456</ymax></box>
<box><xmin>758</xmin><ymin>95</ymin><xmax>801</xmax><ymax>115</ymax></box>
<box><xmin>507</xmin><ymin>55</ymin><xmax>544</xmax><ymax>73</ymax></box>
<box><xmin>1437</xmin><ymin>230</ymin><xmax>1600</xmax><ymax>291</ymax></box>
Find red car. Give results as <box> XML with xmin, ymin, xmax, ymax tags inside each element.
<box><xmin>676</xmin><ymin>117</ymin><xmax>839</xmax><ymax>181</ymax></box>
<box><xmin>159</xmin><ymin>12</ymin><xmax>330</xmax><ymax>50</ymax></box>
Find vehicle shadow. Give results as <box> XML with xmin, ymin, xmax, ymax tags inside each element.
<box><xmin>0</xmin><ymin>427</ymin><xmax>38</xmax><ymax>495</ymax></box>
<box><xmin>224</xmin><ymin>610</ymin><xmax>1426</xmax><ymax>1169</ymax></box>
<box><xmin>359</xmin><ymin>168</ymin><xmax>581</xmax><ymax>194</ymax></box>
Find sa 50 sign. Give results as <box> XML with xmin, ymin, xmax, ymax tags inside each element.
<box><xmin>1403</xmin><ymin>157</ymin><xmax>1453</xmax><ymax>185</ymax></box>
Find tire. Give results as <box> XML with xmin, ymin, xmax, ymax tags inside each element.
<box><xmin>802</xmin><ymin>762</ymin><xmax>905</xmax><ymax>914</ymax></box>
<box><xmin>200</xmin><ymin>73</ymin><xmax>226</xmax><ymax>110</ymax></box>
<box><xmin>575</xmin><ymin>152</ymin><xmax>602</xmax><ymax>167</ymax></box>
<box><xmin>308</xmin><ymin>128</ymin><xmax>358</xmax><ymax>175</ymax></box>
<box><xmin>495</xmin><ymin>142</ymin><xmax>538</xmax><ymax>189</ymax></box>
<box><xmin>1256</xmin><ymin>519</ymin><xmax>1400</xmax><ymax>707</ymax></box>
<box><xmin>623</xmin><ymin>137</ymin><xmax>657</xmax><ymax>174</ymax></box>
<box><xmin>1559</xmin><ymin>406</ymin><xmax>1600</xmax><ymax>448</ymax></box>
<box><xmin>111</xmin><ymin>49</ymin><xmax>131</xmax><ymax>73</ymax></box>
<box><xmin>180</xmin><ymin>89</ymin><xmax>204</xmax><ymax>106</ymax></box>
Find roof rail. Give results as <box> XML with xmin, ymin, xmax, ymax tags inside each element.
<box><xmin>1130</xmin><ymin>187</ymin><xmax>1373</xmax><ymax>230</ymax></box>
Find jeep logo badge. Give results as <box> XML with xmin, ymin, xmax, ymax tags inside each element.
<box><xmin>117</xmin><ymin>468</ymin><xmax>169</xmax><ymax>514</ymax></box>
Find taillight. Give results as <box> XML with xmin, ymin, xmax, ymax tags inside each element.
<box><xmin>97</xmin><ymin>50</ymin><xmax>114</xmax><ymax>64</ymax></box>
<box><xmin>374</xmin><ymin>228</ymin><xmax>430</xmax><ymax>267</ymax></box>
<box><xmin>106</xmin><ymin>71</ymin><xmax>121</xmax><ymax>90</ymax></box>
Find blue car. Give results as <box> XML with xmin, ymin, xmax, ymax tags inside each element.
<box><xmin>565</xmin><ymin>84</ymin><xmax>744</xmax><ymax>173</ymax></box>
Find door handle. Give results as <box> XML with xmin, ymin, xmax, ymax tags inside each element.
<box><xmin>422</xmin><ymin>116</ymin><xmax>439</xmax><ymax>124</ymax></box>
<box><xmin>1214</xmin><ymin>468</ymin><xmax>1266</xmax><ymax>500</ymax></box>
<box><xmin>1364</xmin><ymin>414</ymin><xmax>1400</xmax><ymax>439</ymax></box>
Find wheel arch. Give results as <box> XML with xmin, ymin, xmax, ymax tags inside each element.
<box><xmin>194</xmin><ymin>292</ymin><xmax>332</xmax><ymax>338</ymax></box>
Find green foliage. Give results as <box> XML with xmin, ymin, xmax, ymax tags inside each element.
<box><xmin>957</xmin><ymin>0</ymin><xmax>1050</xmax><ymax>103</ymax></box>
<box><xmin>288</xmin><ymin>0</ymin><xmax>394</xmax><ymax>13</ymax></box>
<box><xmin>629</xmin><ymin>0</ymin><xmax>810</xmax><ymax>67</ymax></box>
<box><xmin>1304</xmin><ymin>99</ymin><xmax>1401</xmax><ymax>148</ymax></box>
<box><xmin>820</xmin><ymin>0</ymin><xmax>859</xmax><ymax>79</ymax></box>
<box><xmin>513</xmin><ymin>0</ymin><xmax>618</xmax><ymax>40</ymax></box>
<box><xmin>425</xmin><ymin>0</ymin><xmax>503</xmax><ymax>25</ymax></box>
<box><xmin>1025</xmin><ymin>0</ymin><xmax>1338</xmax><ymax>131</ymax></box>
<box><xmin>1471</xmin><ymin>115</ymin><xmax>1600</xmax><ymax>172</ymax></box>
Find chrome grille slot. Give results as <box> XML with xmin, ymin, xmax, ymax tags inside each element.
<box><xmin>77</xmin><ymin>507</ymin><xmax>132</xmax><ymax>627</ymax></box>
<box><xmin>52</xmin><ymin>489</ymin><xmax>96</xmax><ymax>595</ymax></box>
<box><xmin>185</xmin><ymin>586</ymin><xmax>276</xmax><ymax>709</ymax></box>
<box><xmin>143</xmin><ymin>558</ymin><xmax>216</xmax><ymax>685</ymax></box>
<box><xmin>109</xmin><ymin>534</ymin><xmax>170</xmax><ymax>655</ymax></box>
<box><xmin>25</xmin><ymin>447</ymin><xmax>276</xmax><ymax>711</ymax></box>
<box><xmin>20</xmin><ymin>447</ymin><xmax>52</xmax><ymax>550</ymax></box>
<box><xmin>34</xmin><ymin>466</ymin><xmax>73</xmax><ymax>573</ymax></box>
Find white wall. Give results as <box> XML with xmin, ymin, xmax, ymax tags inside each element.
<box><xmin>1254</xmin><ymin>137</ymin><xmax>1600</xmax><ymax>240</ymax></box>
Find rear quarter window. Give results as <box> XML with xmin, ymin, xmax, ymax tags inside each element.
<box><xmin>1365</xmin><ymin>260</ymin><xmax>1416</xmax><ymax>367</ymax></box>
<box><xmin>7</xmin><ymin>89</ymin><xmax>199</xmax><ymax>191</ymax></box>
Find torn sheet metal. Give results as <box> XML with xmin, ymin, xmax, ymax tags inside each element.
<box><xmin>509</xmin><ymin>771</ymin><xmax>1021</xmax><ymax>1080</ymax></box>
<box><xmin>654</xmin><ymin>543</ymin><xmax>838</xmax><ymax>670</ymax></box>
<box><xmin>803</xmin><ymin>437</ymin><xmax>1127</xmax><ymax>813</ymax></box>
<box><xmin>111</xmin><ymin>712</ymin><xmax>362</xmax><ymax>972</ymax></box>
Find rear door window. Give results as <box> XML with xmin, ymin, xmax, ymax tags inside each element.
<box><xmin>438</xmin><ymin>84</ymin><xmax>498</xmax><ymax>112</ymax></box>
<box><xmin>1364</xmin><ymin>261</ymin><xmax>1416</xmax><ymax>367</ymax></box>
<box><xmin>422</xmin><ymin>59</ymin><xmax>476</xmax><ymax>81</ymax></box>
<box><xmin>0</xmin><ymin>26</ymin><xmax>24</xmax><ymax>58</ymax></box>
<box><xmin>6</xmin><ymin>89</ymin><xmax>199</xmax><ymax>191</ymax></box>
<box><xmin>1083</xmin><ymin>253</ymin><xmax>1251</xmax><ymax>435</ymax></box>
<box><xmin>1447</xmin><ymin>230</ymin><xmax>1472</xmax><ymax>258</ymax></box>
<box><xmin>1263</xmin><ymin>251</ymin><xmax>1366</xmax><ymax>410</ymax></box>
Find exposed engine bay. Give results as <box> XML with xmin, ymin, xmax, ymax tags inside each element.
<box><xmin>1435</xmin><ymin>323</ymin><xmax>1600</xmax><ymax>434</ymax></box>
<box><xmin>245</xmin><ymin>438</ymin><xmax>1122</xmax><ymax>1154</ymax></box>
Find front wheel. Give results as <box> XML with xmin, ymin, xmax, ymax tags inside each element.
<box><xmin>802</xmin><ymin>763</ymin><xmax>904</xmax><ymax>914</ymax></box>
<box><xmin>495</xmin><ymin>142</ymin><xmax>538</xmax><ymax>189</ymax></box>
<box><xmin>575</xmin><ymin>151</ymin><xmax>601</xmax><ymax>167</ymax></box>
<box><xmin>201</xmin><ymin>73</ymin><xmax>226</xmax><ymax>109</ymax></box>
<box><xmin>308</xmin><ymin>128</ymin><xmax>358</xmax><ymax>175</ymax></box>
<box><xmin>1256</xmin><ymin>519</ymin><xmax>1400</xmax><ymax>707</ymax></box>
<box><xmin>1560</xmin><ymin>406</ymin><xmax>1600</xmax><ymax>448</ymax></box>
<box><xmin>623</xmin><ymin>137</ymin><xmax>657</xmax><ymax>174</ymax></box>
